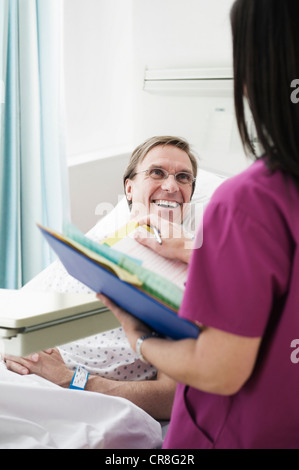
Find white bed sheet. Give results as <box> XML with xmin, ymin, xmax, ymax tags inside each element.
<box><xmin>0</xmin><ymin>361</ymin><xmax>162</xmax><ymax>449</ymax></box>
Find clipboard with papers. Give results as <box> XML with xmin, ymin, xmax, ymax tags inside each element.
<box><xmin>38</xmin><ymin>222</ymin><xmax>200</xmax><ymax>341</ymax></box>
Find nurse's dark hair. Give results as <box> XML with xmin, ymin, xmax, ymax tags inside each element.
<box><xmin>123</xmin><ymin>136</ymin><xmax>198</xmax><ymax>208</ymax></box>
<box><xmin>230</xmin><ymin>0</ymin><xmax>299</xmax><ymax>188</ymax></box>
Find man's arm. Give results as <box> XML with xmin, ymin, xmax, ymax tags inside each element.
<box><xmin>4</xmin><ymin>349</ymin><xmax>176</xmax><ymax>420</ymax></box>
<box><xmin>85</xmin><ymin>370</ymin><xmax>176</xmax><ymax>420</ymax></box>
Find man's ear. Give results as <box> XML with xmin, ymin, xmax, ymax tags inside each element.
<box><xmin>125</xmin><ymin>179</ymin><xmax>133</xmax><ymax>201</ymax></box>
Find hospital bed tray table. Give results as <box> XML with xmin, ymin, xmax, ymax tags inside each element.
<box><xmin>0</xmin><ymin>289</ymin><xmax>120</xmax><ymax>356</ymax></box>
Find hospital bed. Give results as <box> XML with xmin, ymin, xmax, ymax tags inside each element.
<box><xmin>0</xmin><ymin>168</ymin><xmax>226</xmax><ymax>449</ymax></box>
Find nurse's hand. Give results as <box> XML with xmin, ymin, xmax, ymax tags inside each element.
<box><xmin>135</xmin><ymin>214</ymin><xmax>194</xmax><ymax>264</ymax></box>
<box><xmin>4</xmin><ymin>348</ymin><xmax>73</xmax><ymax>388</ymax></box>
<box><xmin>97</xmin><ymin>294</ymin><xmax>151</xmax><ymax>352</ymax></box>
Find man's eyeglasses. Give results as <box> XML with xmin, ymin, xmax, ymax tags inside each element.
<box><xmin>132</xmin><ymin>167</ymin><xmax>196</xmax><ymax>186</ymax></box>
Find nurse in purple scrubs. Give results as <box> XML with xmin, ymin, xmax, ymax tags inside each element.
<box><xmin>99</xmin><ymin>0</ymin><xmax>299</xmax><ymax>449</ymax></box>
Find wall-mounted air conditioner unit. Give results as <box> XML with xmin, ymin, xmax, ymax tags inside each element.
<box><xmin>144</xmin><ymin>67</ymin><xmax>233</xmax><ymax>96</ymax></box>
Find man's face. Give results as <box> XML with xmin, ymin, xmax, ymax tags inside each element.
<box><xmin>125</xmin><ymin>145</ymin><xmax>194</xmax><ymax>223</ymax></box>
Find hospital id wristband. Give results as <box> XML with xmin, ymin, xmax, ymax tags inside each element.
<box><xmin>69</xmin><ymin>366</ymin><xmax>89</xmax><ymax>390</ymax></box>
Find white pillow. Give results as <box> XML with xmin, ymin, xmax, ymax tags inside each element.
<box><xmin>87</xmin><ymin>196</ymin><xmax>130</xmax><ymax>241</ymax></box>
<box><xmin>192</xmin><ymin>168</ymin><xmax>226</xmax><ymax>207</ymax></box>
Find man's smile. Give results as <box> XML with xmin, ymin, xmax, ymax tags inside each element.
<box><xmin>152</xmin><ymin>199</ymin><xmax>181</xmax><ymax>209</ymax></box>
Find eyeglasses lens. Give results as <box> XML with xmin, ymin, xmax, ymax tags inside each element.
<box><xmin>148</xmin><ymin>168</ymin><xmax>193</xmax><ymax>185</ymax></box>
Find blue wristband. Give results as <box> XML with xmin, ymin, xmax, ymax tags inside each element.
<box><xmin>69</xmin><ymin>366</ymin><xmax>89</xmax><ymax>390</ymax></box>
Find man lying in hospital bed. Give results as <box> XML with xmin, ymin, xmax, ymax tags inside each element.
<box><xmin>1</xmin><ymin>136</ymin><xmax>225</xmax><ymax>449</ymax></box>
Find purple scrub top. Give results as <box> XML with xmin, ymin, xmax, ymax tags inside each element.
<box><xmin>164</xmin><ymin>159</ymin><xmax>299</xmax><ymax>449</ymax></box>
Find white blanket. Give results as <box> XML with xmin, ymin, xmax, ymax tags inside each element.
<box><xmin>0</xmin><ymin>362</ymin><xmax>162</xmax><ymax>449</ymax></box>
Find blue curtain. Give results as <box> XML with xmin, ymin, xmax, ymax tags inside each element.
<box><xmin>0</xmin><ymin>0</ymin><xmax>69</xmax><ymax>289</ymax></box>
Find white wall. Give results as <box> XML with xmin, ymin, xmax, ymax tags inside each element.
<box><xmin>63</xmin><ymin>0</ymin><xmax>135</xmax><ymax>231</ymax></box>
<box><xmin>63</xmin><ymin>0</ymin><xmax>134</xmax><ymax>160</ymax></box>
<box><xmin>132</xmin><ymin>0</ymin><xmax>233</xmax><ymax>70</ymax></box>
<box><xmin>68</xmin><ymin>151</ymin><xmax>130</xmax><ymax>232</ymax></box>
<box><xmin>63</xmin><ymin>0</ymin><xmax>239</xmax><ymax>162</ymax></box>
<box><xmin>130</xmin><ymin>0</ymin><xmax>249</xmax><ymax>176</ymax></box>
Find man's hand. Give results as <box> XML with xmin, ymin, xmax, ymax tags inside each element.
<box><xmin>4</xmin><ymin>348</ymin><xmax>73</xmax><ymax>388</ymax></box>
<box><xmin>135</xmin><ymin>214</ymin><xmax>193</xmax><ymax>264</ymax></box>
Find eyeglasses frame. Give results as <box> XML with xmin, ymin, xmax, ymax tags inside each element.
<box><xmin>131</xmin><ymin>167</ymin><xmax>196</xmax><ymax>186</ymax></box>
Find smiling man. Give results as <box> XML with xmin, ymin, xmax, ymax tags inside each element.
<box><xmin>123</xmin><ymin>136</ymin><xmax>197</xmax><ymax>223</ymax></box>
<box><xmin>124</xmin><ymin>136</ymin><xmax>198</xmax><ymax>263</ymax></box>
<box><xmin>4</xmin><ymin>136</ymin><xmax>199</xmax><ymax>421</ymax></box>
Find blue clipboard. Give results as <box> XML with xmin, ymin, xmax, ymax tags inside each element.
<box><xmin>39</xmin><ymin>226</ymin><xmax>200</xmax><ymax>340</ymax></box>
